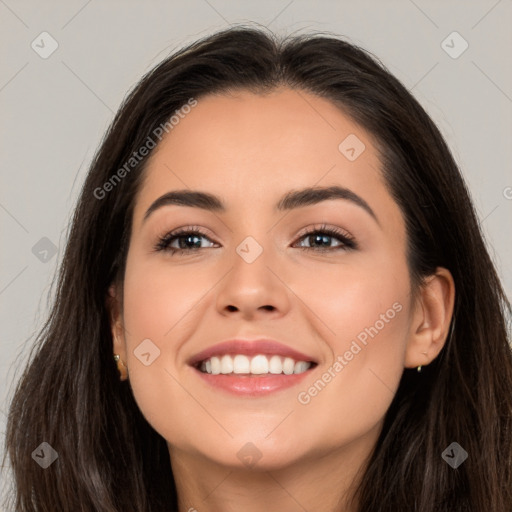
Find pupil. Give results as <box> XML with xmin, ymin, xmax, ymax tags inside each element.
<box><xmin>311</xmin><ymin>234</ymin><xmax>330</xmax><ymax>247</ymax></box>
<box><xmin>180</xmin><ymin>235</ymin><xmax>201</xmax><ymax>249</ymax></box>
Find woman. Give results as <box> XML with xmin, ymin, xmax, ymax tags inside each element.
<box><xmin>3</xmin><ymin>25</ymin><xmax>511</xmax><ymax>511</ymax></box>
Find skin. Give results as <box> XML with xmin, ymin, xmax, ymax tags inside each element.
<box><xmin>110</xmin><ymin>87</ymin><xmax>455</xmax><ymax>512</ymax></box>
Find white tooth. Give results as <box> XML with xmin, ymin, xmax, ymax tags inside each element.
<box><xmin>269</xmin><ymin>355</ymin><xmax>283</xmax><ymax>374</ymax></box>
<box><xmin>204</xmin><ymin>354</ymin><xmax>309</xmax><ymax>376</ymax></box>
<box><xmin>283</xmin><ymin>357</ymin><xmax>295</xmax><ymax>375</ymax></box>
<box><xmin>233</xmin><ymin>355</ymin><xmax>251</xmax><ymax>374</ymax></box>
<box><xmin>220</xmin><ymin>355</ymin><xmax>234</xmax><ymax>374</ymax></box>
<box><xmin>250</xmin><ymin>354</ymin><xmax>269</xmax><ymax>374</ymax></box>
<box><xmin>294</xmin><ymin>361</ymin><xmax>310</xmax><ymax>374</ymax></box>
<box><xmin>210</xmin><ymin>356</ymin><xmax>221</xmax><ymax>375</ymax></box>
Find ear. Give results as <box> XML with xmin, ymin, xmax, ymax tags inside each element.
<box><xmin>106</xmin><ymin>283</ymin><xmax>126</xmax><ymax>363</ymax></box>
<box><xmin>404</xmin><ymin>267</ymin><xmax>455</xmax><ymax>369</ymax></box>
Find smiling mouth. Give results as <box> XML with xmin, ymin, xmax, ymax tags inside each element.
<box><xmin>195</xmin><ymin>354</ymin><xmax>317</xmax><ymax>376</ymax></box>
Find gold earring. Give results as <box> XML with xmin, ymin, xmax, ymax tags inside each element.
<box><xmin>417</xmin><ymin>365</ymin><xmax>422</xmax><ymax>372</ymax></box>
<box><xmin>113</xmin><ymin>354</ymin><xmax>128</xmax><ymax>380</ymax></box>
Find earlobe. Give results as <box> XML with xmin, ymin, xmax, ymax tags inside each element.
<box><xmin>404</xmin><ymin>267</ymin><xmax>455</xmax><ymax>370</ymax></box>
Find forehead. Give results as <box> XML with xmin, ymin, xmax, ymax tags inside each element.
<box><xmin>134</xmin><ymin>88</ymin><xmax>401</xmax><ymax>229</ymax></box>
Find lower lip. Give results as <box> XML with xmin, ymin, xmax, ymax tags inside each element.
<box><xmin>192</xmin><ymin>367</ymin><xmax>314</xmax><ymax>396</ymax></box>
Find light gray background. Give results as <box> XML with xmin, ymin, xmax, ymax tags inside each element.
<box><xmin>1</xmin><ymin>0</ymin><xmax>511</xmax><ymax>506</ymax></box>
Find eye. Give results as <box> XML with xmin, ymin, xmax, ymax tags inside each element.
<box><xmin>294</xmin><ymin>224</ymin><xmax>357</xmax><ymax>251</ymax></box>
<box><xmin>154</xmin><ymin>226</ymin><xmax>218</xmax><ymax>254</ymax></box>
<box><xmin>154</xmin><ymin>223</ymin><xmax>357</xmax><ymax>255</ymax></box>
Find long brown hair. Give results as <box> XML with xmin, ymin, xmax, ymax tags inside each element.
<box><xmin>3</xmin><ymin>24</ymin><xmax>511</xmax><ymax>511</ymax></box>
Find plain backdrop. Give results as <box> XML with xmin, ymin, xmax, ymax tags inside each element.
<box><xmin>1</xmin><ymin>0</ymin><xmax>511</xmax><ymax>506</ymax></box>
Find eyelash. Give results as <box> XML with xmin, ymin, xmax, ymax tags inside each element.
<box><xmin>154</xmin><ymin>224</ymin><xmax>357</xmax><ymax>255</ymax></box>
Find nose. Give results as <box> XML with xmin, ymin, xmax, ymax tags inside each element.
<box><xmin>215</xmin><ymin>242</ymin><xmax>291</xmax><ymax>320</ymax></box>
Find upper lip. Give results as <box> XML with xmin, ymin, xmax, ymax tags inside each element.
<box><xmin>188</xmin><ymin>339</ymin><xmax>318</xmax><ymax>367</ymax></box>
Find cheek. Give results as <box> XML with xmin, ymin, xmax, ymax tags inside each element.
<box><xmin>122</xmin><ymin>253</ymin><xmax>207</xmax><ymax>338</ymax></box>
<box><xmin>292</xmin><ymin>260</ymin><xmax>410</xmax><ymax>444</ymax></box>
<box><xmin>292</xmin><ymin>248</ymin><xmax>409</xmax><ymax>355</ymax></box>
<box><xmin>120</xmin><ymin>252</ymin><xmax>210</xmax><ymax>438</ymax></box>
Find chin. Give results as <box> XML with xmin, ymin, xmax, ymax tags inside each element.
<box><xmin>195</xmin><ymin>433</ymin><xmax>312</xmax><ymax>471</ymax></box>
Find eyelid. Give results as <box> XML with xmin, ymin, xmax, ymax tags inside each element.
<box><xmin>158</xmin><ymin>225</ymin><xmax>216</xmax><ymax>240</ymax></box>
<box><xmin>294</xmin><ymin>223</ymin><xmax>353</xmax><ymax>241</ymax></box>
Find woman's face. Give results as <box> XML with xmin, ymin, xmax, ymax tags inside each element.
<box><xmin>113</xmin><ymin>87</ymin><xmax>416</xmax><ymax>470</ymax></box>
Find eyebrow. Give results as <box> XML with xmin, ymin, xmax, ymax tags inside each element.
<box><xmin>143</xmin><ymin>185</ymin><xmax>379</xmax><ymax>225</ymax></box>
